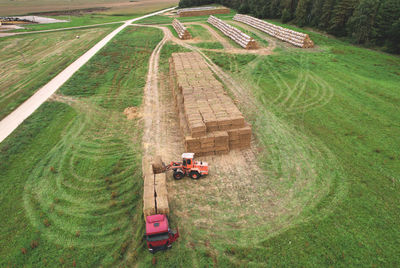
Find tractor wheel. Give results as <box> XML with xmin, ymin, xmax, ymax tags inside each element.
<box><xmin>173</xmin><ymin>171</ymin><xmax>184</xmax><ymax>180</ymax></box>
<box><xmin>189</xmin><ymin>171</ymin><xmax>201</xmax><ymax>180</ymax></box>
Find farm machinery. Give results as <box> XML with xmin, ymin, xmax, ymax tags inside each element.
<box><xmin>145</xmin><ymin>214</ymin><xmax>179</xmax><ymax>253</ymax></box>
<box><xmin>144</xmin><ymin>153</ymin><xmax>209</xmax><ymax>253</ymax></box>
<box><xmin>153</xmin><ymin>153</ymin><xmax>209</xmax><ymax>180</ymax></box>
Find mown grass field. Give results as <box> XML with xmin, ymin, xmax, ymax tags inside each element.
<box><xmin>0</xmin><ymin>26</ymin><xmax>163</xmax><ymax>267</ymax></box>
<box><xmin>200</xmin><ymin>22</ymin><xmax>400</xmax><ymax>266</ymax></box>
<box><xmin>0</xmin><ymin>24</ymin><xmax>119</xmax><ymax>120</ymax></box>
<box><xmin>138</xmin><ymin>15</ymin><xmax>398</xmax><ymax>267</ymax></box>
<box><xmin>1</xmin><ymin>8</ymin><xmax>399</xmax><ymax>267</ymax></box>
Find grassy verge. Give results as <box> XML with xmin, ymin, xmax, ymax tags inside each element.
<box><xmin>0</xmin><ymin>24</ymin><xmax>118</xmax><ymax>120</ymax></box>
<box><xmin>202</xmin><ymin>23</ymin><xmax>400</xmax><ymax>266</ymax></box>
<box><xmin>192</xmin><ymin>42</ymin><xmax>223</xmax><ymax>49</ymax></box>
<box><xmin>186</xmin><ymin>24</ymin><xmax>212</xmax><ymax>40</ymax></box>
<box><xmin>0</xmin><ymin>26</ymin><xmax>163</xmax><ymax>267</ymax></box>
<box><xmin>166</xmin><ymin>25</ymin><xmax>179</xmax><ymax>38</ymax></box>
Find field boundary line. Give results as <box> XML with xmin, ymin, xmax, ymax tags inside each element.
<box><xmin>0</xmin><ymin>6</ymin><xmax>176</xmax><ymax>143</ymax></box>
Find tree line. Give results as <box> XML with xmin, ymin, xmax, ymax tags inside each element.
<box><xmin>179</xmin><ymin>0</ymin><xmax>400</xmax><ymax>53</ymax></box>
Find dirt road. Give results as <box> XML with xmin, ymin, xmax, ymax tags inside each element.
<box><xmin>0</xmin><ymin>7</ymin><xmax>176</xmax><ymax>143</ymax></box>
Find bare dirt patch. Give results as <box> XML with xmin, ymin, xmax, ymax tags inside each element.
<box><xmin>123</xmin><ymin>106</ymin><xmax>141</xmax><ymax>120</ymax></box>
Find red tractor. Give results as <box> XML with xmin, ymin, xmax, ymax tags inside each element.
<box><xmin>164</xmin><ymin>153</ymin><xmax>209</xmax><ymax>180</ymax></box>
<box><xmin>145</xmin><ymin>214</ymin><xmax>179</xmax><ymax>253</ymax></box>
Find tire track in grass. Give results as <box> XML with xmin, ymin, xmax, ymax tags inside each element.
<box><xmin>23</xmin><ymin>101</ymin><xmax>140</xmax><ymax>253</ymax></box>
<box><xmin>20</xmin><ymin>26</ymin><xmax>162</xmax><ymax>266</ymax></box>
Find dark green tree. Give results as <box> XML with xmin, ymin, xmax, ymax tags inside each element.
<box><xmin>347</xmin><ymin>0</ymin><xmax>381</xmax><ymax>43</ymax></box>
<box><xmin>281</xmin><ymin>8</ymin><xmax>292</xmax><ymax>22</ymax></box>
<box><xmin>319</xmin><ymin>0</ymin><xmax>337</xmax><ymax>29</ymax></box>
<box><xmin>295</xmin><ymin>0</ymin><xmax>313</xmax><ymax>26</ymax></box>
<box><xmin>329</xmin><ymin>0</ymin><xmax>360</xmax><ymax>36</ymax></box>
<box><xmin>309</xmin><ymin>0</ymin><xmax>324</xmax><ymax>26</ymax></box>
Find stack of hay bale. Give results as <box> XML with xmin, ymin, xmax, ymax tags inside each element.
<box><xmin>177</xmin><ymin>6</ymin><xmax>230</xmax><ymax>17</ymax></box>
<box><xmin>233</xmin><ymin>14</ymin><xmax>314</xmax><ymax>48</ymax></box>
<box><xmin>142</xmin><ymin>156</ymin><xmax>169</xmax><ymax>220</ymax></box>
<box><xmin>169</xmin><ymin>52</ymin><xmax>252</xmax><ymax>156</ymax></box>
<box><xmin>207</xmin><ymin>15</ymin><xmax>258</xmax><ymax>49</ymax></box>
<box><xmin>172</xmin><ymin>19</ymin><xmax>192</xmax><ymax>40</ymax></box>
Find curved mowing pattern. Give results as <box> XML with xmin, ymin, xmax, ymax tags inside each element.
<box><xmin>23</xmin><ymin>103</ymin><xmax>142</xmax><ymax>255</ymax></box>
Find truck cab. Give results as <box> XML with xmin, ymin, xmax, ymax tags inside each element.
<box><xmin>145</xmin><ymin>214</ymin><xmax>179</xmax><ymax>253</ymax></box>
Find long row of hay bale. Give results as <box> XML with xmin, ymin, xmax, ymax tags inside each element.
<box><xmin>142</xmin><ymin>156</ymin><xmax>169</xmax><ymax>220</ymax></box>
<box><xmin>177</xmin><ymin>6</ymin><xmax>230</xmax><ymax>17</ymax></box>
<box><xmin>172</xmin><ymin>19</ymin><xmax>192</xmax><ymax>40</ymax></box>
<box><xmin>207</xmin><ymin>15</ymin><xmax>258</xmax><ymax>49</ymax></box>
<box><xmin>233</xmin><ymin>14</ymin><xmax>314</xmax><ymax>48</ymax></box>
<box><xmin>169</xmin><ymin>52</ymin><xmax>252</xmax><ymax>156</ymax></box>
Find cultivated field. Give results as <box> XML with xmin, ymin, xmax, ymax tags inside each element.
<box><xmin>0</xmin><ymin>25</ymin><xmax>118</xmax><ymax>120</ymax></box>
<box><xmin>0</xmin><ymin>5</ymin><xmax>399</xmax><ymax>267</ymax></box>
<box><xmin>0</xmin><ymin>0</ymin><xmax>178</xmax><ymax>16</ymax></box>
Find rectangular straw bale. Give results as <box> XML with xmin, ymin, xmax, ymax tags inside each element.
<box><xmin>144</xmin><ymin>173</ymin><xmax>154</xmax><ymax>187</ymax></box>
<box><xmin>142</xmin><ymin>156</ymin><xmax>153</xmax><ymax>177</ymax></box>
<box><xmin>155</xmin><ymin>172</ymin><xmax>166</xmax><ymax>187</ymax></box>
<box><xmin>156</xmin><ymin>195</ymin><xmax>169</xmax><ymax>215</ymax></box>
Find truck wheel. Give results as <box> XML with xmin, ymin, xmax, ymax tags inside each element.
<box><xmin>189</xmin><ymin>171</ymin><xmax>200</xmax><ymax>180</ymax></box>
<box><xmin>173</xmin><ymin>171</ymin><xmax>184</xmax><ymax>180</ymax></box>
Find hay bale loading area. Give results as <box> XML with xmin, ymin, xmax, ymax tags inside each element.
<box><xmin>142</xmin><ymin>156</ymin><xmax>169</xmax><ymax>220</ymax></box>
<box><xmin>169</xmin><ymin>52</ymin><xmax>252</xmax><ymax>156</ymax></box>
<box><xmin>207</xmin><ymin>15</ymin><xmax>258</xmax><ymax>49</ymax></box>
<box><xmin>172</xmin><ymin>19</ymin><xmax>192</xmax><ymax>40</ymax></box>
<box><xmin>177</xmin><ymin>6</ymin><xmax>230</xmax><ymax>17</ymax></box>
<box><xmin>233</xmin><ymin>14</ymin><xmax>314</xmax><ymax>48</ymax></box>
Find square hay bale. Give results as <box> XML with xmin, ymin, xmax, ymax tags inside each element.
<box><xmin>144</xmin><ymin>174</ymin><xmax>154</xmax><ymax>187</ymax></box>
<box><xmin>215</xmin><ymin>149</ymin><xmax>229</xmax><ymax>155</ymax></box>
<box><xmin>185</xmin><ymin>136</ymin><xmax>201</xmax><ymax>147</ymax></box>
<box><xmin>238</xmin><ymin>125</ymin><xmax>252</xmax><ymax>135</ymax></box>
<box><xmin>142</xmin><ymin>156</ymin><xmax>153</xmax><ymax>177</ymax></box>
<box><xmin>156</xmin><ymin>195</ymin><xmax>169</xmax><ymax>215</ymax></box>
<box><xmin>155</xmin><ymin>173</ymin><xmax>166</xmax><ymax>187</ymax></box>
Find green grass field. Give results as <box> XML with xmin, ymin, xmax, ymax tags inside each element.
<box><xmin>0</xmin><ymin>26</ymin><xmax>163</xmax><ymax>267</ymax></box>
<box><xmin>138</xmin><ymin>17</ymin><xmax>399</xmax><ymax>267</ymax></box>
<box><xmin>187</xmin><ymin>24</ymin><xmax>212</xmax><ymax>40</ymax></box>
<box><xmin>9</xmin><ymin>14</ymin><xmax>134</xmax><ymax>32</ymax></box>
<box><xmin>199</xmin><ymin>25</ymin><xmax>400</xmax><ymax>266</ymax></box>
<box><xmin>1</xmin><ymin>9</ymin><xmax>400</xmax><ymax>267</ymax></box>
<box><xmin>0</xmin><ymin>24</ymin><xmax>119</xmax><ymax>120</ymax></box>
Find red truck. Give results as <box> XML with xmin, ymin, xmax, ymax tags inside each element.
<box><xmin>145</xmin><ymin>214</ymin><xmax>179</xmax><ymax>253</ymax></box>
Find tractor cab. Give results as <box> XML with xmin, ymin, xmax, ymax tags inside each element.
<box><xmin>171</xmin><ymin>153</ymin><xmax>209</xmax><ymax>180</ymax></box>
<box><xmin>145</xmin><ymin>214</ymin><xmax>179</xmax><ymax>254</ymax></box>
<box><xmin>182</xmin><ymin>153</ymin><xmax>195</xmax><ymax>169</ymax></box>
